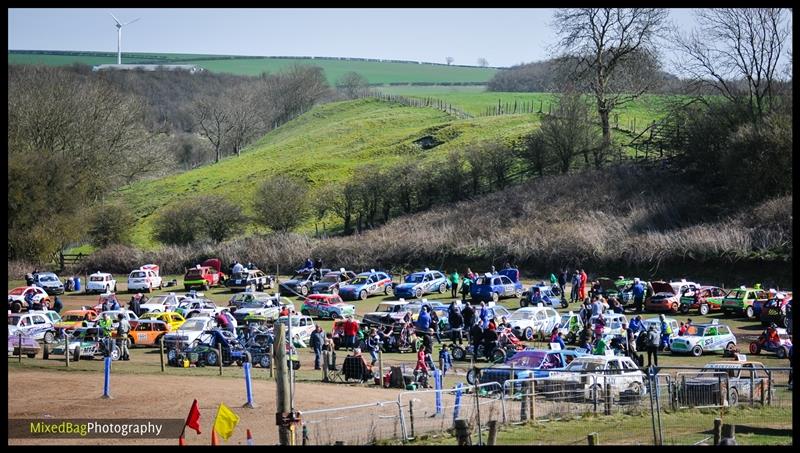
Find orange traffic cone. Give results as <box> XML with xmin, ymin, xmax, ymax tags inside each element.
<box><xmin>211</xmin><ymin>429</ymin><xmax>218</xmax><ymax>446</ymax></box>
<box><xmin>179</xmin><ymin>435</ymin><xmax>186</xmax><ymax>446</ymax></box>
<box><xmin>246</xmin><ymin>429</ymin><xmax>254</xmax><ymax>446</ymax></box>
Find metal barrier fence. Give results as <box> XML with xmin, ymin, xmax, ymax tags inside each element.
<box><xmin>298</xmin><ymin>365</ymin><xmax>793</xmax><ymax>445</ymax></box>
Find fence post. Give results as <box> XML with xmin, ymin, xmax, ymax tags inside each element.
<box><xmin>604</xmin><ymin>383</ymin><xmax>611</xmax><ymax>415</ymax></box>
<box><xmin>760</xmin><ymin>380</ymin><xmax>766</xmax><ymax>406</ymax></box>
<box><xmin>530</xmin><ymin>379</ymin><xmax>536</xmax><ymax>421</ymax></box>
<box><xmin>217</xmin><ymin>344</ymin><xmax>223</xmax><ymax>376</ymax></box>
<box><xmin>454</xmin><ymin>419</ymin><xmax>472</xmax><ymax>446</ymax></box>
<box><xmin>588</xmin><ymin>432</ymin><xmax>599</xmax><ymax>445</ymax></box>
<box><xmin>713</xmin><ymin>418</ymin><xmax>723</xmax><ymax>445</ymax></box>
<box><xmin>269</xmin><ymin>344</ymin><xmax>275</xmax><ymax>379</ymax></box>
<box><xmin>767</xmin><ymin>370</ymin><xmax>772</xmax><ymax>406</ymax></box>
<box><xmin>487</xmin><ymin>420</ymin><xmax>498</xmax><ymax>445</ymax></box>
<box><xmin>474</xmin><ymin>372</ymin><xmax>483</xmax><ymax>445</ymax></box>
<box><xmin>379</xmin><ymin>349</ymin><xmax>384</xmax><ymax>387</ymax></box>
<box><xmin>409</xmin><ymin>399</ymin><xmax>415</xmax><ymax>439</ymax></box>
<box><xmin>159</xmin><ymin>338</ymin><xmax>165</xmax><ymax>372</ymax></box>
<box><xmin>322</xmin><ymin>350</ymin><xmax>329</xmax><ymax>382</ymax></box>
<box><xmin>721</xmin><ymin>424</ymin><xmax>736</xmax><ymax>444</ymax></box>
<box><xmin>18</xmin><ymin>332</ymin><xmax>22</xmax><ymax>363</ymax></box>
<box><xmin>65</xmin><ymin>335</ymin><xmax>70</xmax><ymax>368</ymax></box>
<box><xmin>520</xmin><ymin>383</ymin><xmax>528</xmax><ymax>421</ymax></box>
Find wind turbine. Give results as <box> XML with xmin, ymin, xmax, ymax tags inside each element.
<box><xmin>110</xmin><ymin>13</ymin><xmax>140</xmax><ymax>64</ymax></box>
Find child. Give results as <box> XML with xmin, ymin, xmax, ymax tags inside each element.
<box><xmin>438</xmin><ymin>344</ymin><xmax>453</xmax><ymax>376</ymax></box>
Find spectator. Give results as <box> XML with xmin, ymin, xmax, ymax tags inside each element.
<box><xmin>554</xmin><ymin>331</ymin><xmax>566</xmax><ymax>350</ymax></box>
<box><xmin>591</xmin><ymin>296</ymin><xmax>604</xmax><ymax>317</ymax></box>
<box><xmin>439</xmin><ymin>344</ymin><xmax>453</xmax><ymax>376</ymax></box>
<box><xmin>645</xmin><ymin>325</ymin><xmax>660</xmax><ymax>367</ymax></box>
<box><xmin>549</xmin><ymin>327</ymin><xmax>559</xmax><ymax>343</ymax></box>
<box><xmin>423</xmin><ymin>329</ymin><xmax>436</xmax><ymax>370</ymax></box>
<box><xmin>24</xmin><ymin>291</ymin><xmax>35</xmax><ymax>310</ymax></box>
<box><xmin>25</xmin><ymin>273</ymin><xmax>34</xmax><ymax>286</ymax></box>
<box><xmin>462</xmin><ymin>302</ymin><xmax>475</xmax><ymax>329</ymax></box>
<box><xmin>232</xmin><ymin>261</ymin><xmax>244</xmax><ymax>274</ymax></box>
<box><xmin>479</xmin><ymin>302</ymin><xmax>489</xmax><ymax>329</ymax></box>
<box><xmin>531</xmin><ymin>287</ymin><xmax>543</xmax><ymax>306</ymax></box>
<box><xmin>659</xmin><ymin>314</ymin><xmax>672</xmax><ymax>351</ymax></box>
<box><xmin>448</xmin><ymin>305</ymin><xmax>464</xmax><ymax>344</ymax></box>
<box><xmin>631</xmin><ymin>278</ymin><xmax>645</xmax><ymax>313</ymax></box>
<box><xmin>414</xmin><ymin>346</ymin><xmax>428</xmax><ymax>374</ymax></box>
<box><xmin>487</xmin><ymin>318</ymin><xmax>497</xmax><ymax>332</ymax></box>
<box><xmin>430</xmin><ymin>310</ymin><xmax>442</xmax><ymax>343</ymax></box>
<box><xmin>624</xmin><ymin>323</ymin><xmax>637</xmax><ymax>358</ymax></box>
<box><xmin>469</xmin><ymin>323</ymin><xmax>484</xmax><ymax>358</ymax></box>
<box><xmin>571</xmin><ymin>270</ymin><xmax>581</xmax><ymax>303</ymax></box>
<box><xmin>215</xmin><ymin>312</ymin><xmax>231</xmax><ymax>333</ymax></box>
<box><xmin>52</xmin><ymin>296</ymin><xmax>63</xmax><ymax>314</ymax></box>
<box><xmin>416</xmin><ymin>305</ymin><xmax>432</xmax><ymax>333</ymax></box>
<box><xmin>578</xmin><ymin>324</ymin><xmax>594</xmax><ymax>351</ymax></box>
<box><xmin>579</xmin><ymin>300</ymin><xmax>592</xmax><ymax>326</ymax></box>
<box><xmin>579</xmin><ymin>269</ymin><xmax>588</xmax><ymax>301</ymax></box>
<box><xmin>594</xmin><ymin>314</ymin><xmax>606</xmax><ymax>338</ymax></box>
<box><xmin>482</xmin><ymin>325</ymin><xmax>499</xmax><ymax>360</ymax></box>
<box><xmin>678</xmin><ymin>321</ymin><xmax>687</xmax><ymax>336</ymax></box>
<box><xmin>343</xmin><ymin>316</ymin><xmax>358</xmax><ymax>351</ymax></box>
<box><xmin>558</xmin><ymin>270</ymin><xmax>568</xmax><ymax>303</ymax></box>
<box><xmin>449</xmin><ymin>270</ymin><xmax>460</xmax><ymax>298</ymax></box>
<box><xmin>366</xmin><ymin>328</ymin><xmax>381</xmax><ymax>366</ymax></box>
<box><xmin>466</xmin><ymin>268</ymin><xmax>476</xmax><ymax>280</ymax></box>
<box><xmin>310</xmin><ymin>325</ymin><xmax>325</xmax><ymax>370</ymax></box>
<box><xmin>98</xmin><ymin>313</ymin><xmax>113</xmax><ymax>338</ymax></box>
<box><xmin>116</xmin><ymin>314</ymin><xmax>131</xmax><ymax>361</ymax></box>
<box><xmin>593</xmin><ymin>335</ymin><xmax>608</xmax><ymax>355</ymax></box>
<box><xmin>129</xmin><ymin>293</ymin><xmax>142</xmax><ymax>317</ymax></box>
<box><xmin>460</xmin><ymin>275</ymin><xmax>472</xmax><ymax>301</ymax></box>
<box><xmin>629</xmin><ymin>315</ymin><xmax>644</xmax><ymax>334</ymax></box>
<box><xmin>324</xmin><ymin>332</ymin><xmax>337</xmax><ymax>371</ymax></box>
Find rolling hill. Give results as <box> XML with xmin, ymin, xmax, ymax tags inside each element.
<box><xmin>8</xmin><ymin>50</ymin><xmax>498</xmax><ymax>84</ymax></box>
<box><xmin>114</xmin><ymin>98</ymin><xmax>545</xmax><ymax>248</ymax></box>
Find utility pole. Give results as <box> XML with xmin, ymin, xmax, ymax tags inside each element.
<box><xmin>275</xmin><ymin>322</ymin><xmax>293</xmax><ymax>445</ymax></box>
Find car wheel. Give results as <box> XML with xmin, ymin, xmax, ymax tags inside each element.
<box><xmin>691</xmin><ymin>345</ymin><xmax>703</xmax><ymax>357</ymax></box>
<box><xmin>524</xmin><ymin>327</ymin><xmax>534</xmax><ymax>341</ymax></box>
<box><xmin>73</xmin><ymin>348</ymin><xmax>81</xmax><ymax>362</ymax></box>
<box><xmin>723</xmin><ymin>342</ymin><xmax>736</xmax><ymax>355</ymax></box>
<box><xmin>333</xmin><ymin>312</ymin><xmax>343</xmax><ymax>320</ymax></box>
<box><xmin>728</xmin><ymin>388</ymin><xmax>739</xmax><ymax>406</ymax></box>
<box><xmin>359</xmin><ymin>290</ymin><xmax>368</xmax><ymax>301</ymax></box>
<box><xmin>699</xmin><ymin>304</ymin><xmax>710</xmax><ymax>316</ymax></box>
<box><xmin>11</xmin><ymin>302</ymin><xmax>21</xmax><ymax>313</ymax></box>
<box><xmin>206</xmin><ymin>350</ymin><xmax>219</xmax><ymax>366</ymax></box>
<box><xmin>451</xmin><ymin>345</ymin><xmax>466</xmax><ymax>361</ymax></box>
<box><xmin>300</xmin><ymin>285</ymin><xmax>309</xmax><ymax>296</ymax></box>
<box><xmin>777</xmin><ymin>347</ymin><xmax>787</xmax><ymax>360</ymax></box>
<box><xmin>492</xmin><ymin>292</ymin><xmax>500</xmax><ymax>303</ymax></box>
<box><xmin>110</xmin><ymin>346</ymin><xmax>121</xmax><ymax>361</ymax></box>
<box><xmin>438</xmin><ymin>283</ymin><xmax>447</xmax><ymax>294</ymax></box>
<box><xmin>27</xmin><ymin>353</ymin><xmax>37</xmax><ymax>358</ymax></box>
<box><xmin>679</xmin><ymin>304</ymin><xmax>690</xmax><ymax>314</ymax></box>
<box><xmin>520</xmin><ymin>299</ymin><xmax>528</xmax><ymax>308</ymax></box>
<box><xmin>259</xmin><ymin>354</ymin><xmax>271</xmax><ymax>369</ymax></box>
<box><xmin>43</xmin><ymin>331</ymin><xmax>55</xmax><ymax>344</ymax></box>
<box><xmin>745</xmin><ymin>306</ymin><xmax>755</xmax><ymax>319</ymax></box>
<box><xmin>491</xmin><ymin>348</ymin><xmax>506</xmax><ymax>363</ymax></box>
<box><xmin>628</xmin><ymin>381</ymin><xmax>643</xmax><ymax>395</ymax></box>
<box><xmin>749</xmin><ymin>342</ymin><xmax>760</xmax><ymax>354</ymax></box>
<box><xmin>415</xmin><ymin>288</ymin><xmax>423</xmax><ymax>299</ymax></box>
<box><xmin>466</xmin><ymin>368</ymin><xmax>479</xmax><ymax>385</ymax></box>
<box><xmin>385</xmin><ymin>285</ymin><xmax>394</xmax><ymax>296</ymax></box>
<box><xmin>515</xmin><ymin>289</ymin><xmax>523</xmax><ymax>299</ymax></box>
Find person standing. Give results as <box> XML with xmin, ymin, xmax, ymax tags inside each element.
<box><xmin>466</xmin><ymin>268</ymin><xmax>476</xmax><ymax>280</ymax></box>
<box><xmin>430</xmin><ymin>310</ymin><xmax>442</xmax><ymax>344</ymax></box>
<box><xmin>366</xmin><ymin>328</ymin><xmax>381</xmax><ymax>367</ymax></box>
<box><xmin>632</xmin><ymin>278</ymin><xmax>645</xmax><ymax>313</ymax></box>
<box><xmin>460</xmin><ymin>275</ymin><xmax>472</xmax><ymax>301</ymax></box>
<box><xmin>479</xmin><ymin>302</ymin><xmax>489</xmax><ymax>329</ymax></box>
<box><xmin>549</xmin><ymin>272</ymin><xmax>558</xmax><ymax>291</ymax></box>
<box><xmin>449</xmin><ymin>270</ymin><xmax>460</xmax><ymax>299</ymax></box>
<box><xmin>116</xmin><ymin>314</ymin><xmax>131</xmax><ymax>361</ymax></box>
<box><xmin>310</xmin><ymin>325</ymin><xmax>326</xmax><ymax>370</ymax></box>
<box><xmin>52</xmin><ymin>296</ymin><xmax>63</xmax><ymax>314</ymax></box>
<box><xmin>579</xmin><ymin>269</ymin><xmax>588</xmax><ymax>301</ymax></box>
<box><xmin>462</xmin><ymin>301</ymin><xmax>475</xmax><ymax>329</ymax></box>
<box><xmin>658</xmin><ymin>314</ymin><xmax>672</xmax><ymax>351</ymax></box>
<box><xmin>469</xmin><ymin>322</ymin><xmax>484</xmax><ymax>358</ymax></box>
<box><xmin>448</xmin><ymin>305</ymin><xmax>464</xmax><ymax>344</ymax></box>
<box><xmin>422</xmin><ymin>329</ymin><xmax>437</xmax><ymax>370</ymax></box>
<box><xmin>571</xmin><ymin>270</ymin><xmax>581</xmax><ymax>303</ymax></box>
<box><xmin>416</xmin><ymin>305</ymin><xmax>432</xmax><ymax>333</ymax></box>
<box><xmin>343</xmin><ymin>316</ymin><xmax>358</xmax><ymax>351</ymax></box>
<box><xmin>558</xmin><ymin>270</ymin><xmax>568</xmax><ymax>303</ymax></box>
<box><xmin>439</xmin><ymin>344</ymin><xmax>453</xmax><ymax>376</ymax></box>
<box><xmin>646</xmin><ymin>325</ymin><xmax>660</xmax><ymax>368</ymax></box>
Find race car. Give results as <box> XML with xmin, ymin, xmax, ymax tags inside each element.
<box><xmin>138</xmin><ymin>293</ymin><xmax>187</xmax><ymax>314</ymax></box>
<box><xmin>300</xmin><ymin>294</ymin><xmax>355</xmax><ymax>319</ymax></box>
<box><xmin>310</xmin><ymin>269</ymin><xmax>358</xmax><ymax>295</ymax></box>
<box><xmin>225</xmin><ymin>268</ymin><xmax>274</xmax><ymax>292</ymax></box>
<box><xmin>126</xmin><ymin>319</ymin><xmax>170</xmax><ymax>347</ymax></box>
<box><xmin>759</xmin><ymin>294</ymin><xmax>792</xmax><ymax>328</ymax></box>
<box><xmin>361</xmin><ymin>301</ymin><xmax>412</xmax><ymax>327</ymax></box>
<box><xmin>86</xmin><ymin>272</ymin><xmax>117</xmax><ymax>294</ymax></box>
<box><xmin>49</xmin><ymin>327</ymin><xmax>121</xmax><ymax>361</ymax></box>
<box><xmin>31</xmin><ymin>272</ymin><xmax>65</xmax><ymax>295</ymax></box>
<box><xmin>55</xmin><ymin>309</ymin><xmax>99</xmax><ymax>331</ymax></box>
<box><xmin>720</xmin><ymin>286</ymin><xmax>769</xmax><ymax>319</ymax></box>
<box><xmin>678</xmin><ymin>286</ymin><xmax>727</xmax><ymax>315</ymax></box>
<box><xmin>279</xmin><ymin>268</ymin><xmax>331</xmax><ymax>297</ymax></box>
<box><xmin>138</xmin><ymin>311</ymin><xmax>186</xmax><ymax>331</ymax></box>
<box><xmin>520</xmin><ymin>284</ymin><xmax>566</xmax><ymax>308</ymax></box>
<box><xmin>471</xmin><ymin>268</ymin><xmax>524</xmax><ymax>303</ymax></box>
<box><xmin>669</xmin><ymin>321</ymin><xmax>737</xmax><ymax>357</ymax></box>
<box><xmin>467</xmin><ymin>348</ymin><xmax>586</xmax><ymax>386</ymax></box>
<box><xmin>338</xmin><ymin>271</ymin><xmax>394</xmax><ymax>301</ymax></box>
<box><xmin>127</xmin><ymin>265</ymin><xmax>163</xmax><ymax>293</ymax></box>
<box><xmin>393</xmin><ymin>269</ymin><xmax>450</xmax><ymax>299</ymax></box>
<box><xmin>645</xmin><ymin>280</ymin><xmax>699</xmax><ymax>313</ymax></box>
<box><xmin>507</xmin><ymin>305</ymin><xmax>560</xmax><ymax>341</ymax></box>
<box><xmin>7</xmin><ymin>312</ymin><xmax>58</xmax><ymax>343</ymax></box>
<box><xmin>8</xmin><ymin>286</ymin><xmax>51</xmax><ymax>313</ymax></box>
<box><xmin>183</xmin><ymin>259</ymin><xmax>226</xmax><ymax>291</ymax></box>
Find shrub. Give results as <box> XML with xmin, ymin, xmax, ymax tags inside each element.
<box><xmin>88</xmin><ymin>203</ymin><xmax>134</xmax><ymax>247</ymax></box>
<box><xmin>194</xmin><ymin>195</ymin><xmax>248</xmax><ymax>242</ymax></box>
<box><xmin>153</xmin><ymin>203</ymin><xmax>200</xmax><ymax>245</ymax></box>
<box><xmin>254</xmin><ymin>175</ymin><xmax>309</xmax><ymax>232</ymax></box>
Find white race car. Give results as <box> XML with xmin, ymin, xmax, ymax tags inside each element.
<box><xmin>669</xmin><ymin>321</ymin><xmax>737</xmax><ymax>357</ymax></box>
<box><xmin>507</xmin><ymin>305</ymin><xmax>560</xmax><ymax>341</ymax></box>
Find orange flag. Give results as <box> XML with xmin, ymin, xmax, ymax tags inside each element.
<box><xmin>211</xmin><ymin>429</ymin><xmax>218</xmax><ymax>446</ymax></box>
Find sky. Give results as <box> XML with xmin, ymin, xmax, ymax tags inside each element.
<box><xmin>4</xmin><ymin>8</ymin><xmax>777</xmax><ymax>72</ymax></box>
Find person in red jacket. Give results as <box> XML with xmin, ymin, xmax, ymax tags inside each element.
<box><xmin>414</xmin><ymin>347</ymin><xmax>428</xmax><ymax>374</ymax></box>
<box><xmin>579</xmin><ymin>269</ymin><xmax>588</xmax><ymax>301</ymax></box>
<box><xmin>343</xmin><ymin>316</ymin><xmax>359</xmax><ymax>351</ymax></box>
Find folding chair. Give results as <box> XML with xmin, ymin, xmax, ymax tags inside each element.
<box><xmin>342</xmin><ymin>356</ymin><xmax>372</xmax><ymax>383</ymax></box>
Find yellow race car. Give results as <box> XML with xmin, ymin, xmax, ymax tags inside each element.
<box><xmin>139</xmin><ymin>311</ymin><xmax>186</xmax><ymax>331</ymax></box>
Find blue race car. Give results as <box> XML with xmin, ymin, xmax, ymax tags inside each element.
<box><xmin>394</xmin><ymin>269</ymin><xmax>450</xmax><ymax>299</ymax></box>
<box><xmin>338</xmin><ymin>271</ymin><xmax>394</xmax><ymax>301</ymax></box>
<box><xmin>466</xmin><ymin>348</ymin><xmax>585</xmax><ymax>386</ymax></box>
<box><xmin>520</xmin><ymin>284</ymin><xmax>568</xmax><ymax>309</ymax></box>
<box><xmin>471</xmin><ymin>268</ymin><xmax>524</xmax><ymax>303</ymax></box>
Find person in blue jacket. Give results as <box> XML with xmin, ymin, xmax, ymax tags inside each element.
<box><xmin>415</xmin><ymin>305</ymin><xmax>432</xmax><ymax>333</ymax></box>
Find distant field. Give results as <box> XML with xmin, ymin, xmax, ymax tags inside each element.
<box><xmin>376</xmin><ymin>85</ymin><xmax>684</xmax><ymax>129</ymax></box>
<box><xmin>7</xmin><ymin>50</ymin><xmax>498</xmax><ymax>84</ymax></box>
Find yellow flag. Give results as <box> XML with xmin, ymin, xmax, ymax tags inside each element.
<box><xmin>213</xmin><ymin>403</ymin><xmax>240</xmax><ymax>441</ymax></box>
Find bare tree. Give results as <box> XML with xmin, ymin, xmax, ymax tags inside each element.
<box><xmin>194</xmin><ymin>95</ymin><xmax>234</xmax><ymax>164</ymax></box>
<box><xmin>336</xmin><ymin>71</ymin><xmax>369</xmax><ymax>99</ymax></box>
<box><xmin>540</xmin><ymin>89</ymin><xmax>602</xmax><ymax>172</ymax></box>
<box><xmin>226</xmin><ymin>83</ymin><xmax>262</xmax><ymax>157</ymax></box>
<box><xmin>446</xmin><ymin>56</ymin><xmax>454</xmax><ymax>65</ymax></box>
<box><xmin>477</xmin><ymin>57</ymin><xmax>489</xmax><ymax>67</ymax></box>
<box><xmin>674</xmin><ymin>8</ymin><xmax>791</xmax><ymax>121</ymax></box>
<box><xmin>552</xmin><ymin>8</ymin><xmax>668</xmax><ymax>149</ymax></box>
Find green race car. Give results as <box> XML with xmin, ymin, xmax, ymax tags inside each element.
<box><xmin>721</xmin><ymin>287</ymin><xmax>768</xmax><ymax>319</ymax></box>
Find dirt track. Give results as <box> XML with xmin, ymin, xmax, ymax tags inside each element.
<box><xmin>8</xmin><ymin>369</ymin><xmax>403</xmax><ymax>445</ymax></box>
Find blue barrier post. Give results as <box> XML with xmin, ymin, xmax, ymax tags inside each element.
<box><xmin>102</xmin><ymin>356</ymin><xmax>111</xmax><ymax>398</ymax></box>
<box><xmin>452</xmin><ymin>383</ymin><xmax>463</xmax><ymax>423</ymax></box>
<box><xmin>243</xmin><ymin>361</ymin><xmax>255</xmax><ymax>408</ymax></box>
<box><xmin>434</xmin><ymin>370</ymin><xmax>443</xmax><ymax>414</ymax></box>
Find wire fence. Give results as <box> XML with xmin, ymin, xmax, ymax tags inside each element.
<box><xmin>297</xmin><ymin>364</ymin><xmax>793</xmax><ymax>445</ymax></box>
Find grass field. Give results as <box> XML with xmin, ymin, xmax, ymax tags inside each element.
<box><xmin>111</xmin><ymin>98</ymin><xmax>545</xmax><ymax>248</ymax></box>
<box><xmin>7</xmin><ymin>50</ymin><xmax>497</xmax><ymax>84</ymax></box>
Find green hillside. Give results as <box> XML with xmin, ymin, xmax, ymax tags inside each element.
<box><xmin>114</xmin><ymin>98</ymin><xmax>544</xmax><ymax>248</ymax></box>
<box><xmin>8</xmin><ymin>50</ymin><xmax>497</xmax><ymax>84</ymax></box>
